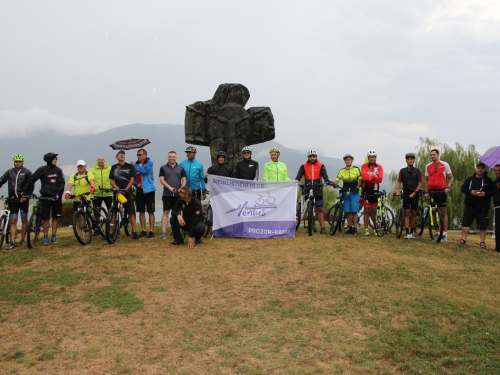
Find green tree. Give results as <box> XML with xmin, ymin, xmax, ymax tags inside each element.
<box><xmin>390</xmin><ymin>137</ymin><xmax>482</xmax><ymax>230</ymax></box>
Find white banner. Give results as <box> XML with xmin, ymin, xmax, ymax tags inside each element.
<box><xmin>208</xmin><ymin>176</ymin><xmax>298</xmax><ymax>238</ymax></box>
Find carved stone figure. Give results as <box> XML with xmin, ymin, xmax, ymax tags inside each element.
<box><xmin>185</xmin><ymin>83</ymin><xmax>275</xmax><ymax>170</ymax></box>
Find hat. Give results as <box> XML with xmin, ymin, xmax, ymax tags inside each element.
<box><xmin>77</xmin><ymin>160</ymin><xmax>86</xmax><ymax>166</ymax></box>
<box><xmin>116</xmin><ymin>150</ymin><xmax>126</xmax><ymax>156</ymax></box>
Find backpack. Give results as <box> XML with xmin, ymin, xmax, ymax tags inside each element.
<box><xmin>74</xmin><ymin>172</ymin><xmax>89</xmax><ymax>185</ymax></box>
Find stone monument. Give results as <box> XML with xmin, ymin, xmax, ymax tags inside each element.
<box><xmin>185</xmin><ymin>83</ymin><xmax>275</xmax><ymax>170</ymax></box>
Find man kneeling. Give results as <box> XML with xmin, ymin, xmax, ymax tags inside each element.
<box><xmin>170</xmin><ymin>186</ymin><xmax>206</xmax><ymax>247</ymax></box>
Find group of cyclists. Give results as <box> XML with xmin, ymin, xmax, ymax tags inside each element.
<box><xmin>2</xmin><ymin>142</ymin><xmax>496</xmax><ymax>250</ymax></box>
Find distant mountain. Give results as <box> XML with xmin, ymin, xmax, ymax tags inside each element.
<box><xmin>0</xmin><ymin>124</ymin><xmax>391</xmax><ymax>195</ymax></box>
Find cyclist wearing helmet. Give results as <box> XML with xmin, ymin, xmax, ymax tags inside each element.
<box><xmin>332</xmin><ymin>154</ymin><xmax>362</xmax><ymax>235</ymax></box>
<box><xmin>235</xmin><ymin>146</ymin><xmax>259</xmax><ymax>180</ymax></box>
<box><xmin>395</xmin><ymin>153</ymin><xmax>422</xmax><ymax>239</ymax></box>
<box><xmin>361</xmin><ymin>150</ymin><xmax>384</xmax><ymax>236</ymax></box>
<box><xmin>0</xmin><ymin>154</ymin><xmax>32</xmax><ymax>249</ymax></box>
<box><xmin>26</xmin><ymin>152</ymin><xmax>65</xmax><ymax>244</ymax></box>
<box><xmin>180</xmin><ymin>146</ymin><xmax>206</xmax><ymax>201</ymax></box>
<box><xmin>295</xmin><ymin>150</ymin><xmax>330</xmax><ymax>234</ymax></box>
<box><xmin>205</xmin><ymin>150</ymin><xmax>233</xmax><ymax>182</ymax></box>
<box><xmin>263</xmin><ymin>147</ymin><xmax>290</xmax><ymax>181</ymax></box>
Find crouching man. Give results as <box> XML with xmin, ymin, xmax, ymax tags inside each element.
<box><xmin>169</xmin><ymin>186</ymin><xmax>206</xmax><ymax>247</ymax></box>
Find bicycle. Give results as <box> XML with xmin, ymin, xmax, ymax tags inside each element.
<box><xmin>203</xmin><ymin>190</ymin><xmax>213</xmax><ymax>238</ymax></box>
<box><xmin>0</xmin><ymin>196</ymin><xmax>13</xmax><ymax>249</ymax></box>
<box><xmin>296</xmin><ymin>183</ymin><xmax>316</xmax><ymax>236</ymax></box>
<box><xmin>393</xmin><ymin>191</ymin><xmax>407</xmax><ymax>239</ymax></box>
<box><xmin>102</xmin><ymin>188</ymin><xmax>132</xmax><ymax>244</ymax></box>
<box><xmin>420</xmin><ymin>190</ymin><xmax>445</xmax><ymax>243</ymax></box>
<box><xmin>27</xmin><ymin>194</ymin><xmax>57</xmax><ymax>249</ymax></box>
<box><xmin>365</xmin><ymin>190</ymin><xmax>392</xmax><ymax>237</ymax></box>
<box><xmin>69</xmin><ymin>192</ymin><xmax>108</xmax><ymax>245</ymax></box>
<box><xmin>326</xmin><ymin>186</ymin><xmax>351</xmax><ymax>235</ymax></box>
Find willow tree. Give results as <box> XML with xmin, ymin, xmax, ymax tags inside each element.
<box><xmin>389</xmin><ymin>137</ymin><xmax>481</xmax><ymax>230</ymax></box>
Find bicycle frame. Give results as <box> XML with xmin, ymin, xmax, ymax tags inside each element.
<box><xmin>0</xmin><ymin>196</ymin><xmax>12</xmax><ymax>249</ymax></box>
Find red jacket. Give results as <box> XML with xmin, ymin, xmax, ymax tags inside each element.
<box><xmin>361</xmin><ymin>162</ymin><xmax>383</xmax><ymax>190</ymax></box>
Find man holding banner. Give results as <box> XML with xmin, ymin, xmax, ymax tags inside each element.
<box><xmin>207</xmin><ymin>175</ymin><xmax>297</xmax><ymax>238</ymax></box>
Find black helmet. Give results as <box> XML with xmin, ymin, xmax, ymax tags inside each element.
<box><xmin>216</xmin><ymin>150</ymin><xmax>226</xmax><ymax>158</ymax></box>
<box><xmin>43</xmin><ymin>152</ymin><xmax>58</xmax><ymax>163</ymax></box>
<box><xmin>405</xmin><ymin>153</ymin><xmax>416</xmax><ymax>159</ymax></box>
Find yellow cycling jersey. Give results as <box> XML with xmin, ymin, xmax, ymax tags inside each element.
<box><xmin>69</xmin><ymin>171</ymin><xmax>95</xmax><ymax>200</ymax></box>
<box><xmin>335</xmin><ymin>166</ymin><xmax>361</xmax><ymax>188</ymax></box>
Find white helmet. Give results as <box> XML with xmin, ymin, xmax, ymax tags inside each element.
<box><xmin>307</xmin><ymin>150</ymin><xmax>317</xmax><ymax>156</ymax></box>
<box><xmin>242</xmin><ymin>146</ymin><xmax>252</xmax><ymax>154</ymax></box>
<box><xmin>367</xmin><ymin>150</ymin><xmax>377</xmax><ymax>157</ymax></box>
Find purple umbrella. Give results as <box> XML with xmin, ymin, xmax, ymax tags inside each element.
<box><xmin>110</xmin><ymin>136</ymin><xmax>151</xmax><ymax>150</ymax></box>
<box><xmin>479</xmin><ymin>146</ymin><xmax>500</xmax><ymax>168</ymax></box>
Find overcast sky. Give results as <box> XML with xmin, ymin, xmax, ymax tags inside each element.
<box><xmin>1</xmin><ymin>0</ymin><xmax>499</xmax><ymax>172</ymax></box>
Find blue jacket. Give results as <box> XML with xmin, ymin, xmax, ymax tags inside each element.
<box><xmin>180</xmin><ymin>158</ymin><xmax>206</xmax><ymax>192</ymax></box>
<box><xmin>133</xmin><ymin>157</ymin><xmax>155</xmax><ymax>193</ymax></box>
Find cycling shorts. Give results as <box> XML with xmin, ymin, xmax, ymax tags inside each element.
<box><xmin>314</xmin><ymin>195</ymin><xmax>323</xmax><ymax>207</ymax></box>
<box><xmin>136</xmin><ymin>189</ymin><xmax>155</xmax><ymax>213</ymax></box>
<box><xmin>429</xmin><ymin>190</ymin><xmax>447</xmax><ymax>208</ymax></box>
<box><xmin>363</xmin><ymin>190</ymin><xmax>378</xmax><ymax>208</ymax></box>
<box><xmin>462</xmin><ymin>206</ymin><xmax>489</xmax><ymax>229</ymax></box>
<box><xmin>343</xmin><ymin>191</ymin><xmax>360</xmax><ymax>213</ymax></box>
<box><xmin>9</xmin><ymin>199</ymin><xmax>29</xmax><ymax>216</ymax></box>
<box><xmin>402</xmin><ymin>196</ymin><xmax>419</xmax><ymax>210</ymax></box>
<box><xmin>121</xmin><ymin>191</ymin><xmax>136</xmax><ymax>215</ymax></box>
<box><xmin>41</xmin><ymin>197</ymin><xmax>62</xmax><ymax>220</ymax></box>
<box><xmin>162</xmin><ymin>196</ymin><xmax>179</xmax><ymax>211</ymax></box>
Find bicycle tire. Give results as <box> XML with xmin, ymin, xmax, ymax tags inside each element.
<box><xmin>94</xmin><ymin>207</ymin><xmax>107</xmax><ymax>237</ymax></box>
<box><xmin>416</xmin><ymin>206</ymin><xmax>425</xmax><ymax>236</ymax></box>
<box><xmin>307</xmin><ymin>200</ymin><xmax>314</xmax><ymax>236</ymax></box>
<box><xmin>27</xmin><ymin>211</ymin><xmax>41</xmax><ymax>249</ymax></box>
<box><xmin>395</xmin><ymin>206</ymin><xmax>405</xmax><ymax>239</ymax></box>
<box><xmin>326</xmin><ymin>205</ymin><xmax>335</xmax><ymax>228</ymax></box>
<box><xmin>106</xmin><ymin>207</ymin><xmax>120</xmax><ymax>244</ymax></box>
<box><xmin>329</xmin><ymin>204</ymin><xmax>342</xmax><ymax>235</ymax></box>
<box><xmin>295</xmin><ymin>201</ymin><xmax>302</xmax><ymax>230</ymax></box>
<box><xmin>0</xmin><ymin>214</ymin><xmax>7</xmax><ymax>249</ymax></box>
<box><xmin>73</xmin><ymin>211</ymin><xmax>92</xmax><ymax>245</ymax></box>
<box><xmin>374</xmin><ymin>209</ymin><xmax>386</xmax><ymax>237</ymax></box>
<box><xmin>429</xmin><ymin>207</ymin><xmax>444</xmax><ymax>243</ymax></box>
<box><xmin>203</xmin><ymin>205</ymin><xmax>213</xmax><ymax>238</ymax></box>
<box><xmin>385</xmin><ymin>207</ymin><xmax>395</xmax><ymax>232</ymax></box>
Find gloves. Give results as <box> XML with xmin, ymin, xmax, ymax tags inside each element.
<box><xmin>90</xmin><ymin>187</ymin><xmax>95</xmax><ymax>194</ymax></box>
<box><xmin>65</xmin><ymin>191</ymin><xmax>71</xmax><ymax>200</ymax></box>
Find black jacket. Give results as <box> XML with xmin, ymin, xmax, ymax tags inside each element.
<box><xmin>235</xmin><ymin>159</ymin><xmax>259</xmax><ymax>180</ymax></box>
<box><xmin>461</xmin><ymin>173</ymin><xmax>494</xmax><ymax>211</ymax></box>
<box><xmin>27</xmin><ymin>165</ymin><xmax>65</xmax><ymax>197</ymax></box>
<box><xmin>205</xmin><ymin>163</ymin><xmax>233</xmax><ymax>183</ymax></box>
<box><xmin>171</xmin><ymin>197</ymin><xmax>204</xmax><ymax>237</ymax></box>
<box><xmin>0</xmin><ymin>167</ymin><xmax>32</xmax><ymax>198</ymax></box>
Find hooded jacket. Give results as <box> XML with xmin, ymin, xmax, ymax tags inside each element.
<box><xmin>133</xmin><ymin>157</ymin><xmax>155</xmax><ymax>194</ymax></box>
<box><xmin>90</xmin><ymin>162</ymin><xmax>112</xmax><ymax>198</ymax></box>
<box><xmin>0</xmin><ymin>167</ymin><xmax>33</xmax><ymax>198</ymax></box>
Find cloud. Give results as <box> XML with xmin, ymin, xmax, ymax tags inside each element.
<box><xmin>0</xmin><ymin>107</ymin><xmax>122</xmax><ymax>139</ymax></box>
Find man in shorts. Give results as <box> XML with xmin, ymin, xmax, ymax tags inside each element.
<box><xmin>64</xmin><ymin>160</ymin><xmax>95</xmax><ymax>212</ymax></box>
<box><xmin>295</xmin><ymin>150</ymin><xmax>330</xmax><ymax>234</ymax></box>
<box><xmin>361</xmin><ymin>150</ymin><xmax>383</xmax><ymax>236</ymax></box>
<box><xmin>395</xmin><ymin>153</ymin><xmax>422</xmax><ymax>239</ymax></box>
<box><xmin>132</xmin><ymin>149</ymin><xmax>155</xmax><ymax>238</ymax></box>
<box><xmin>159</xmin><ymin>151</ymin><xmax>186</xmax><ymax>240</ymax></box>
<box><xmin>424</xmin><ymin>149</ymin><xmax>455</xmax><ymax>242</ymax></box>
<box><xmin>0</xmin><ymin>154</ymin><xmax>32</xmax><ymax>249</ymax></box>
<box><xmin>27</xmin><ymin>152</ymin><xmax>65</xmax><ymax>245</ymax></box>
<box><xmin>110</xmin><ymin>150</ymin><xmax>138</xmax><ymax>239</ymax></box>
<box><xmin>458</xmin><ymin>162</ymin><xmax>494</xmax><ymax>248</ymax></box>
<box><xmin>331</xmin><ymin>154</ymin><xmax>362</xmax><ymax>235</ymax></box>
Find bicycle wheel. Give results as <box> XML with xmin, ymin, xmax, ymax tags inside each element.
<box><xmin>429</xmin><ymin>207</ymin><xmax>444</xmax><ymax>243</ymax></box>
<box><xmin>374</xmin><ymin>209</ymin><xmax>386</xmax><ymax>237</ymax></box>
<box><xmin>27</xmin><ymin>211</ymin><xmax>41</xmax><ymax>249</ymax></box>
<box><xmin>416</xmin><ymin>206</ymin><xmax>425</xmax><ymax>236</ymax></box>
<box><xmin>307</xmin><ymin>200</ymin><xmax>314</xmax><ymax>236</ymax></box>
<box><xmin>204</xmin><ymin>205</ymin><xmax>213</xmax><ymax>237</ymax></box>
<box><xmin>383</xmin><ymin>207</ymin><xmax>395</xmax><ymax>233</ymax></box>
<box><xmin>395</xmin><ymin>207</ymin><xmax>405</xmax><ymax>239</ymax></box>
<box><xmin>73</xmin><ymin>211</ymin><xmax>92</xmax><ymax>245</ymax></box>
<box><xmin>329</xmin><ymin>203</ymin><xmax>342</xmax><ymax>235</ymax></box>
<box><xmin>0</xmin><ymin>215</ymin><xmax>7</xmax><ymax>249</ymax></box>
<box><xmin>94</xmin><ymin>207</ymin><xmax>107</xmax><ymax>237</ymax></box>
<box><xmin>295</xmin><ymin>201</ymin><xmax>302</xmax><ymax>230</ymax></box>
<box><xmin>326</xmin><ymin>205</ymin><xmax>335</xmax><ymax>228</ymax></box>
<box><xmin>106</xmin><ymin>208</ymin><xmax>120</xmax><ymax>244</ymax></box>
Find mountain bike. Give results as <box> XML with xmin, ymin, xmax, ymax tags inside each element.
<box><xmin>366</xmin><ymin>190</ymin><xmax>392</xmax><ymax>237</ymax></box>
<box><xmin>69</xmin><ymin>192</ymin><xmax>108</xmax><ymax>245</ymax></box>
<box><xmin>393</xmin><ymin>191</ymin><xmax>407</xmax><ymax>239</ymax></box>
<box><xmin>415</xmin><ymin>191</ymin><xmax>426</xmax><ymax>236</ymax></box>
<box><xmin>203</xmin><ymin>190</ymin><xmax>213</xmax><ymax>238</ymax></box>
<box><xmin>326</xmin><ymin>186</ymin><xmax>350</xmax><ymax>235</ymax></box>
<box><xmin>296</xmin><ymin>183</ymin><xmax>316</xmax><ymax>236</ymax></box>
<box><xmin>27</xmin><ymin>195</ymin><xmax>57</xmax><ymax>249</ymax></box>
<box><xmin>102</xmin><ymin>188</ymin><xmax>131</xmax><ymax>244</ymax></box>
<box><xmin>420</xmin><ymin>191</ymin><xmax>445</xmax><ymax>243</ymax></box>
<box><xmin>0</xmin><ymin>196</ymin><xmax>13</xmax><ymax>249</ymax></box>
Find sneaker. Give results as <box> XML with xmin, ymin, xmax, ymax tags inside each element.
<box><xmin>312</xmin><ymin>227</ymin><xmax>318</xmax><ymax>233</ymax></box>
<box><xmin>170</xmin><ymin>240</ymin><xmax>184</xmax><ymax>245</ymax></box>
<box><xmin>132</xmin><ymin>232</ymin><xmax>139</xmax><ymax>240</ymax></box>
<box><xmin>404</xmin><ymin>233</ymin><xmax>411</xmax><ymax>239</ymax></box>
<box><xmin>93</xmin><ymin>230</ymin><xmax>100</xmax><ymax>237</ymax></box>
<box><xmin>147</xmin><ymin>231</ymin><xmax>155</xmax><ymax>238</ymax></box>
<box><xmin>441</xmin><ymin>234</ymin><xmax>448</xmax><ymax>242</ymax></box>
<box><xmin>5</xmin><ymin>242</ymin><xmax>17</xmax><ymax>250</ymax></box>
<box><xmin>409</xmin><ymin>233</ymin><xmax>415</xmax><ymax>240</ymax></box>
<box><xmin>320</xmin><ymin>228</ymin><xmax>326</xmax><ymax>234</ymax></box>
<box><xmin>195</xmin><ymin>238</ymin><xmax>202</xmax><ymax>245</ymax></box>
<box><xmin>51</xmin><ymin>236</ymin><xmax>58</xmax><ymax>244</ymax></box>
<box><xmin>139</xmin><ymin>230</ymin><xmax>147</xmax><ymax>237</ymax></box>
<box><xmin>364</xmin><ymin>229</ymin><xmax>370</xmax><ymax>236</ymax></box>
<box><xmin>20</xmin><ymin>240</ymin><xmax>27</xmax><ymax>246</ymax></box>
<box><xmin>43</xmin><ymin>236</ymin><xmax>49</xmax><ymax>245</ymax></box>
<box><xmin>352</xmin><ymin>227</ymin><xmax>358</xmax><ymax>235</ymax></box>
<box><xmin>161</xmin><ymin>232</ymin><xmax>167</xmax><ymax>240</ymax></box>
<box><xmin>345</xmin><ymin>227</ymin><xmax>352</xmax><ymax>235</ymax></box>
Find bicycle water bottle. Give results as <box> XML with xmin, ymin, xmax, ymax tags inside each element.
<box><xmin>422</xmin><ymin>207</ymin><xmax>428</xmax><ymax>219</ymax></box>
